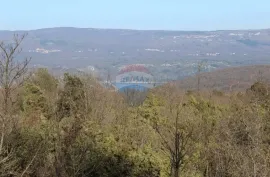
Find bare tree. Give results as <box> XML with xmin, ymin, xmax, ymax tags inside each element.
<box><xmin>154</xmin><ymin>106</ymin><xmax>190</xmax><ymax>177</ymax></box>
<box><xmin>0</xmin><ymin>33</ymin><xmax>31</xmax><ymax>156</ymax></box>
<box><xmin>257</xmin><ymin>70</ymin><xmax>264</xmax><ymax>82</ymax></box>
<box><xmin>0</xmin><ymin>34</ymin><xmax>31</xmax><ymax>113</ymax></box>
<box><xmin>197</xmin><ymin>61</ymin><xmax>206</xmax><ymax>92</ymax></box>
<box><xmin>141</xmin><ymin>86</ymin><xmax>195</xmax><ymax>177</ymax></box>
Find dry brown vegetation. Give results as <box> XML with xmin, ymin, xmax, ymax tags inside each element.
<box><xmin>1</xmin><ymin>35</ymin><xmax>270</xmax><ymax>177</ymax></box>
<box><xmin>176</xmin><ymin>65</ymin><xmax>270</xmax><ymax>92</ymax></box>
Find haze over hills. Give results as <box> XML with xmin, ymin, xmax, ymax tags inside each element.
<box><xmin>1</xmin><ymin>27</ymin><xmax>270</xmax><ymax>81</ymax></box>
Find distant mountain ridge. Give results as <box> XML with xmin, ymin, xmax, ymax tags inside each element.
<box><xmin>1</xmin><ymin>27</ymin><xmax>270</xmax><ymax>80</ymax></box>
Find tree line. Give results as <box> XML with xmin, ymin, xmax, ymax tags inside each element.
<box><xmin>0</xmin><ymin>34</ymin><xmax>270</xmax><ymax>177</ymax></box>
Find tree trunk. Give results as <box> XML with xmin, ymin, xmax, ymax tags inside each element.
<box><xmin>174</xmin><ymin>166</ymin><xmax>179</xmax><ymax>177</ymax></box>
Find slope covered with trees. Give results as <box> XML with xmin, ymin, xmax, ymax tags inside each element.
<box><xmin>176</xmin><ymin>65</ymin><xmax>270</xmax><ymax>92</ymax></box>
<box><xmin>1</xmin><ymin>35</ymin><xmax>270</xmax><ymax>177</ymax></box>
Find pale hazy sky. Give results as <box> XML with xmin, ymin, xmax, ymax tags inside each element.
<box><xmin>1</xmin><ymin>0</ymin><xmax>269</xmax><ymax>30</ymax></box>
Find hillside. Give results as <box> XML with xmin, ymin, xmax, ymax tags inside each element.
<box><xmin>2</xmin><ymin>27</ymin><xmax>270</xmax><ymax>80</ymax></box>
<box><xmin>1</xmin><ymin>30</ymin><xmax>270</xmax><ymax>176</ymax></box>
<box><xmin>176</xmin><ymin>65</ymin><xmax>270</xmax><ymax>91</ymax></box>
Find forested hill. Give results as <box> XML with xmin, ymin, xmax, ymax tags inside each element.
<box><xmin>175</xmin><ymin>65</ymin><xmax>270</xmax><ymax>91</ymax></box>
<box><xmin>1</xmin><ymin>31</ymin><xmax>270</xmax><ymax>177</ymax></box>
<box><xmin>1</xmin><ymin>27</ymin><xmax>270</xmax><ymax>68</ymax></box>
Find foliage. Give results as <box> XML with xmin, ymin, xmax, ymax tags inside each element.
<box><xmin>56</xmin><ymin>73</ymin><xmax>86</xmax><ymax>120</ymax></box>
<box><xmin>2</xmin><ymin>34</ymin><xmax>270</xmax><ymax>177</ymax></box>
<box><xmin>22</xmin><ymin>82</ymin><xmax>49</xmax><ymax>121</ymax></box>
<box><xmin>1</xmin><ymin>67</ymin><xmax>270</xmax><ymax>177</ymax></box>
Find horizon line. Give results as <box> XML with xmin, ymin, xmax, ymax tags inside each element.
<box><xmin>0</xmin><ymin>26</ymin><xmax>269</xmax><ymax>32</ymax></box>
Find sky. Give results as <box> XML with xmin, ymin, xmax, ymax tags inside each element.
<box><xmin>1</xmin><ymin>0</ymin><xmax>270</xmax><ymax>31</ymax></box>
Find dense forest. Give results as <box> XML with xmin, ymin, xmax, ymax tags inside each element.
<box><xmin>1</xmin><ymin>35</ymin><xmax>270</xmax><ymax>177</ymax></box>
